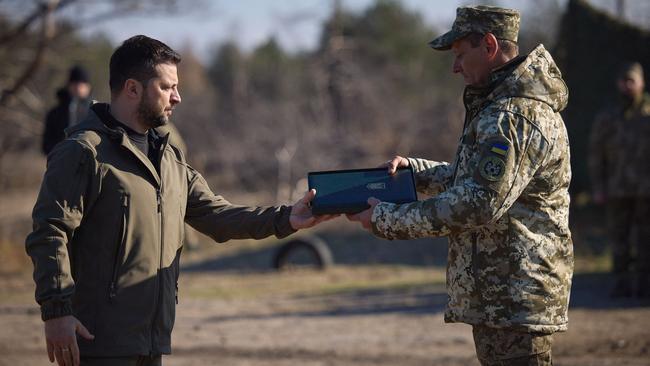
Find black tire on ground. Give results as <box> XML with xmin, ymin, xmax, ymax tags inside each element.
<box><xmin>272</xmin><ymin>236</ymin><xmax>333</xmax><ymax>270</ymax></box>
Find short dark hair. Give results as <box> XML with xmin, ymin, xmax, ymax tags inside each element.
<box><xmin>464</xmin><ymin>32</ymin><xmax>519</xmax><ymax>57</ymax></box>
<box><xmin>109</xmin><ymin>35</ymin><xmax>181</xmax><ymax>95</ymax></box>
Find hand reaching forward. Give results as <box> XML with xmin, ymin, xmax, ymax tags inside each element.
<box><xmin>290</xmin><ymin>189</ymin><xmax>338</xmax><ymax>230</ymax></box>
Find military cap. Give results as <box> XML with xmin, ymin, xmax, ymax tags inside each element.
<box><xmin>429</xmin><ymin>5</ymin><xmax>520</xmax><ymax>50</ymax></box>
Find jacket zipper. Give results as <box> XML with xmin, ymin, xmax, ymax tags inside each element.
<box><xmin>149</xmin><ymin>188</ymin><xmax>163</xmax><ymax>354</ymax></box>
<box><xmin>150</xmin><ymin>136</ymin><xmax>168</xmax><ymax>354</ymax></box>
<box><xmin>109</xmin><ymin>194</ymin><xmax>129</xmax><ymax>302</ymax></box>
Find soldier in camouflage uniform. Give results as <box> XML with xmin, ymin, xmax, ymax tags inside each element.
<box><xmin>588</xmin><ymin>62</ymin><xmax>650</xmax><ymax>298</ymax></box>
<box><xmin>348</xmin><ymin>6</ymin><xmax>573</xmax><ymax>365</ymax></box>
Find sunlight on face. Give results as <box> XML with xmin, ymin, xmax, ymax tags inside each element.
<box><xmin>138</xmin><ymin>63</ymin><xmax>181</xmax><ymax>128</ymax></box>
<box><xmin>451</xmin><ymin>37</ymin><xmax>491</xmax><ymax>87</ymax></box>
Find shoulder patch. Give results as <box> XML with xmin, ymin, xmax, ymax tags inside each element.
<box><xmin>489</xmin><ymin>142</ymin><xmax>509</xmax><ymax>156</ymax></box>
<box><xmin>478</xmin><ymin>155</ymin><xmax>506</xmax><ymax>181</ymax></box>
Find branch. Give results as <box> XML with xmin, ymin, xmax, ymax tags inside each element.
<box><xmin>70</xmin><ymin>6</ymin><xmax>157</xmax><ymax>29</ymax></box>
<box><xmin>0</xmin><ymin>0</ymin><xmax>75</xmax><ymax>45</ymax></box>
<box><xmin>0</xmin><ymin>106</ymin><xmax>43</xmax><ymax>136</ymax></box>
<box><xmin>0</xmin><ymin>0</ymin><xmax>59</xmax><ymax>107</ymax></box>
<box><xmin>69</xmin><ymin>1</ymin><xmax>194</xmax><ymax>30</ymax></box>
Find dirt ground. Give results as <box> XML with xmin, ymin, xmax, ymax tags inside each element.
<box><xmin>1</xmin><ymin>265</ymin><xmax>649</xmax><ymax>366</ymax></box>
<box><xmin>2</xmin><ymin>178</ymin><xmax>648</xmax><ymax>365</ymax></box>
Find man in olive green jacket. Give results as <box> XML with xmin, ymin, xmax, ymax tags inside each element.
<box><xmin>26</xmin><ymin>35</ymin><xmax>332</xmax><ymax>366</ymax></box>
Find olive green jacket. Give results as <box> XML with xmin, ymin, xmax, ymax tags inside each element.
<box><xmin>25</xmin><ymin>105</ymin><xmax>295</xmax><ymax>356</ymax></box>
<box><xmin>371</xmin><ymin>45</ymin><xmax>573</xmax><ymax>333</ymax></box>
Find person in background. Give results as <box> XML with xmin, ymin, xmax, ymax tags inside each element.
<box><xmin>42</xmin><ymin>65</ymin><xmax>93</xmax><ymax>155</ymax></box>
<box><xmin>588</xmin><ymin>61</ymin><xmax>650</xmax><ymax>298</ymax></box>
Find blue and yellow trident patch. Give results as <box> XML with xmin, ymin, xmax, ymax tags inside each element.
<box><xmin>490</xmin><ymin>142</ymin><xmax>509</xmax><ymax>156</ymax></box>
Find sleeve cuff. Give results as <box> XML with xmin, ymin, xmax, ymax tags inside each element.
<box><xmin>371</xmin><ymin>202</ymin><xmax>397</xmax><ymax>240</ymax></box>
<box><xmin>407</xmin><ymin>157</ymin><xmax>422</xmax><ymax>173</ymax></box>
<box><xmin>40</xmin><ymin>299</ymin><xmax>73</xmax><ymax>321</ymax></box>
<box><xmin>275</xmin><ymin>205</ymin><xmax>297</xmax><ymax>239</ymax></box>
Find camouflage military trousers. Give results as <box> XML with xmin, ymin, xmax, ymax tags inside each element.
<box><xmin>608</xmin><ymin>198</ymin><xmax>650</xmax><ymax>295</ymax></box>
<box><xmin>472</xmin><ymin>326</ymin><xmax>553</xmax><ymax>366</ymax></box>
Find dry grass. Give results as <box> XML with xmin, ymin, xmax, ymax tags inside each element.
<box><xmin>0</xmin><ymin>240</ymin><xmax>31</xmax><ymax>276</ymax></box>
<box><xmin>180</xmin><ymin>265</ymin><xmax>445</xmax><ymax>301</ymax></box>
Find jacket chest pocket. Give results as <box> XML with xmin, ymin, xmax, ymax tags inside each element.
<box><xmin>108</xmin><ymin>192</ymin><xmax>130</xmax><ymax>302</ymax></box>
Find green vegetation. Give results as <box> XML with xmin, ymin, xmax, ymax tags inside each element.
<box><xmin>1</xmin><ymin>0</ymin><xmax>645</xmax><ymax>275</ymax></box>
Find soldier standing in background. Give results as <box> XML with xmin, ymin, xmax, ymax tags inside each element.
<box><xmin>589</xmin><ymin>62</ymin><xmax>650</xmax><ymax>298</ymax></box>
<box><xmin>42</xmin><ymin>65</ymin><xmax>93</xmax><ymax>155</ymax></box>
<box><xmin>347</xmin><ymin>6</ymin><xmax>573</xmax><ymax>365</ymax></box>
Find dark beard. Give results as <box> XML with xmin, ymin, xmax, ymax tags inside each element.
<box><xmin>137</xmin><ymin>92</ymin><xmax>167</xmax><ymax>129</ymax></box>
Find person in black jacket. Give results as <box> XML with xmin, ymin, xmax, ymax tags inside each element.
<box><xmin>42</xmin><ymin>65</ymin><xmax>92</xmax><ymax>155</ymax></box>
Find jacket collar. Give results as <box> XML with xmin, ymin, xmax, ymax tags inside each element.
<box><xmin>66</xmin><ymin>103</ymin><xmax>170</xmax><ymax>186</ymax></box>
<box><xmin>462</xmin><ymin>44</ymin><xmax>569</xmax><ymax>117</ymax></box>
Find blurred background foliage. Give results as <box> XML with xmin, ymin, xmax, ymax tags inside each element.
<box><xmin>555</xmin><ymin>0</ymin><xmax>650</xmax><ymax>196</ymax></box>
<box><xmin>0</xmin><ymin>0</ymin><xmax>649</xmax><ymax>259</ymax></box>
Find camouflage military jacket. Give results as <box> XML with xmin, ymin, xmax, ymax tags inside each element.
<box><xmin>371</xmin><ymin>45</ymin><xmax>574</xmax><ymax>334</ymax></box>
<box><xmin>588</xmin><ymin>93</ymin><xmax>650</xmax><ymax>198</ymax></box>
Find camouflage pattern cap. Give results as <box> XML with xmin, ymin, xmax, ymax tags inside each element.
<box><xmin>429</xmin><ymin>5</ymin><xmax>520</xmax><ymax>50</ymax></box>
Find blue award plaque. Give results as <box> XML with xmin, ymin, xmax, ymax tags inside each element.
<box><xmin>308</xmin><ymin>167</ymin><xmax>417</xmax><ymax>215</ymax></box>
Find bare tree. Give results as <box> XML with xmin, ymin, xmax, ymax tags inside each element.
<box><xmin>0</xmin><ymin>0</ymin><xmax>67</xmax><ymax>107</ymax></box>
<box><xmin>0</xmin><ymin>0</ymin><xmax>188</xmax><ymax>190</ymax></box>
<box><xmin>0</xmin><ymin>0</ymin><xmax>190</xmax><ymax>109</ymax></box>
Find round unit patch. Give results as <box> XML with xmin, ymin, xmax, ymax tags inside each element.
<box><xmin>479</xmin><ymin>156</ymin><xmax>506</xmax><ymax>181</ymax></box>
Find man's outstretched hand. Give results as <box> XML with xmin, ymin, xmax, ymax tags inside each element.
<box><xmin>290</xmin><ymin>189</ymin><xmax>338</xmax><ymax>230</ymax></box>
<box><xmin>346</xmin><ymin>197</ymin><xmax>381</xmax><ymax>231</ymax></box>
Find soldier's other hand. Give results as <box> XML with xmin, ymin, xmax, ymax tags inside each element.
<box><xmin>290</xmin><ymin>189</ymin><xmax>338</xmax><ymax>230</ymax></box>
<box><xmin>346</xmin><ymin>197</ymin><xmax>381</xmax><ymax>231</ymax></box>
<box><xmin>377</xmin><ymin>156</ymin><xmax>409</xmax><ymax>175</ymax></box>
<box><xmin>44</xmin><ymin>315</ymin><xmax>94</xmax><ymax>366</ymax></box>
